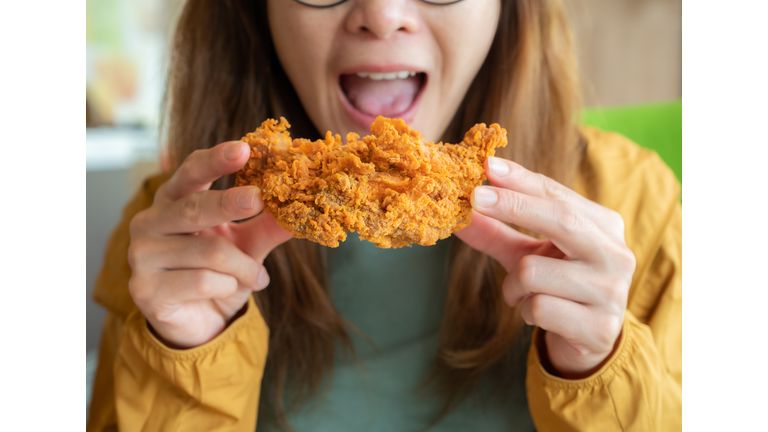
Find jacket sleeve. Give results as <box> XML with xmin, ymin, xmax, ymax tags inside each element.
<box><xmin>116</xmin><ymin>297</ymin><xmax>269</xmax><ymax>431</ymax></box>
<box><xmin>87</xmin><ymin>299</ymin><xmax>269</xmax><ymax>432</ymax></box>
<box><xmin>525</xmin><ymin>185</ymin><xmax>682</xmax><ymax>428</ymax></box>
<box><xmin>87</xmin><ymin>174</ymin><xmax>271</xmax><ymax>432</ymax></box>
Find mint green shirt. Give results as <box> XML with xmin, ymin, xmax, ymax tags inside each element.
<box><xmin>258</xmin><ymin>233</ymin><xmax>535</xmax><ymax>431</ymax></box>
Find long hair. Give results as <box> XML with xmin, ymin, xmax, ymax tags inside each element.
<box><xmin>164</xmin><ymin>0</ymin><xmax>582</xmax><ymax>427</ymax></box>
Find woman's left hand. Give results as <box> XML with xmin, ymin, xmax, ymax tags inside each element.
<box><xmin>454</xmin><ymin>156</ymin><xmax>636</xmax><ymax>379</ymax></box>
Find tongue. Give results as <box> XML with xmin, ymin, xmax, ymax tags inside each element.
<box><xmin>341</xmin><ymin>74</ymin><xmax>421</xmax><ymax>117</ymax></box>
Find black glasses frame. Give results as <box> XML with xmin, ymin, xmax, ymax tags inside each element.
<box><xmin>293</xmin><ymin>0</ymin><xmax>465</xmax><ymax>9</ymax></box>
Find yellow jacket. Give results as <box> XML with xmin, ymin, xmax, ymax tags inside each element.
<box><xmin>87</xmin><ymin>127</ymin><xmax>682</xmax><ymax>431</ymax></box>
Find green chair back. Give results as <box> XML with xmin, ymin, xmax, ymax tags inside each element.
<box><xmin>582</xmin><ymin>100</ymin><xmax>682</xmax><ymax>184</ymax></box>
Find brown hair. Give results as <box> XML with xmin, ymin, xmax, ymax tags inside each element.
<box><xmin>164</xmin><ymin>0</ymin><xmax>582</xmax><ymax>427</ymax></box>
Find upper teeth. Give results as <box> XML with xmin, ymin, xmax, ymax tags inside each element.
<box><xmin>356</xmin><ymin>71</ymin><xmax>418</xmax><ymax>80</ymax></box>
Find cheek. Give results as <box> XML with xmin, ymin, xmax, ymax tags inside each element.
<box><xmin>268</xmin><ymin>2</ymin><xmax>333</xmax><ymax>93</ymax></box>
<box><xmin>434</xmin><ymin>1</ymin><xmax>499</xmax><ymax>82</ymax></box>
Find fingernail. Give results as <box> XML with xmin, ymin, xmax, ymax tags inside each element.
<box><xmin>225</xmin><ymin>142</ymin><xmax>245</xmax><ymax>161</ymax></box>
<box><xmin>236</xmin><ymin>187</ymin><xmax>258</xmax><ymax>209</ymax></box>
<box><xmin>257</xmin><ymin>269</ymin><xmax>270</xmax><ymax>289</ymax></box>
<box><xmin>489</xmin><ymin>157</ymin><xmax>510</xmax><ymax>177</ymax></box>
<box><xmin>474</xmin><ymin>186</ymin><xmax>498</xmax><ymax>208</ymax></box>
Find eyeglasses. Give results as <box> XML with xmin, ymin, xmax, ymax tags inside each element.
<box><xmin>293</xmin><ymin>0</ymin><xmax>464</xmax><ymax>8</ymax></box>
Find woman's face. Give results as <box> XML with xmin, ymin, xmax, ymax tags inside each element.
<box><xmin>268</xmin><ymin>0</ymin><xmax>501</xmax><ymax>141</ymax></box>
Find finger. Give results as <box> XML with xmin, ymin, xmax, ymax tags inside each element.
<box><xmin>503</xmin><ymin>255</ymin><xmax>601</xmax><ymax>307</ymax></box>
<box><xmin>156</xmin><ymin>141</ymin><xmax>250</xmax><ymax>202</ymax></box>
<box><xmin>233</xmin><ymin>212</ymin><xmax>294</xmax><ymax>263</ymax></box>
<box><xmin>151</xmin><ymin>269</ymin><xmax>242</xmax><ymax>304</ymax></box>
<box><xmin>519</xmin><ymin>294</ymin><xmax>591</xmax><ymax>343</ymax></box>
<box><xmin>485</xmin><ymin>157</ymin><xmax>625</xmax><ymax>241</ymax></box>
<box><xmin>471</xmin><ymin>186</ymin><xmax>606</xmax><ymax>260</ymax></box>
<box><xmin>148</xmin><ymin>186</ymin><xmax>263</xmax><ymax>234</ymax></box>
<box><xmin>453</xmin><ymin>211</ymin><xmax>544</xmax><ymax>272</ymax></box>
<box><xmin>133</xmin><ymin>234</ymin><xmax>266</xmax><ymax>290</ymax></box>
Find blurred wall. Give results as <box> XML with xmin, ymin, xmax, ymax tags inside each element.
<box><xmin>567</xmin><ymin>0</ymin><xmax>682</xmax><ymax>106</ymax></box>
<box><xmin>87</xmin><ymin>157</ymin><xmax>159</xmax><ymax>352</ymax></box>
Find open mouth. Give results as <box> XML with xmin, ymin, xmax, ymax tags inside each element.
<box><xmin>338</xmin><ymin>71</ymin><xmax>427</xmax><ymax>129</ymax></box>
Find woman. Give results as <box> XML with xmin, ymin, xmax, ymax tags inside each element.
<box><xmin>87</xmin><ymin>0</ymin><xmax>682</xmax><ymax>430</ymax></box>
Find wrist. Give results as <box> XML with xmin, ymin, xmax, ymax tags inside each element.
<box><xmin>536</xmin><ymin>328</ymin><xmax>623</xmax><ymax>380</ymax></box>
<box><xmin>147</xmin><ymin>322</ymin><xmax>190</xmax><ymax>350</ymax></box>
<box><xmin>147</xmin><ymin>302</ymin><xmax>250</xmax><ymax>350</ymax></box>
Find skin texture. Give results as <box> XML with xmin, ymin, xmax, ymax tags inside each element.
<box><xmin>128</xmin><ymin>142</ymin><xmax>292</xmax><ymax>348</ymax></box>
<box><xmin>267</xmin><ymin>0</ymin><xmax>501</xmax><ymax>142</ymax></box>
<box><xmin>454</xmin><ymin>157</ymin><xmax>635</xmax><ymax>376</ymax></box>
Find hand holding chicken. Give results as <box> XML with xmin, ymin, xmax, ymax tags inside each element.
<box><xmin>455</xmin><ymin>157</ymin><xmax>636</xmax><ymax>378</ymax></box>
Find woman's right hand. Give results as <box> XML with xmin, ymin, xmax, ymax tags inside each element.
<box><xmin>127</xmin><ymin>141</ymin><xmax>292</xmax><ymax>349</ymax></box>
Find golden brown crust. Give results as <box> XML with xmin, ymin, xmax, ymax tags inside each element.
<box><xmin>235</xmin><ymin>116</ymin><xmax>507</xmax><ymax>248</ymax></box>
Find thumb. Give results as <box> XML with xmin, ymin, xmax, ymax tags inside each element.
<box><xmin>454</xmin><ymin>211</ymin><xmax>540</xmax><ymax>272</ymax></box>
<box><xmin>232</xmin><ymin>212</ymin><xmax>293</xmax><ymax>263</ymax></box>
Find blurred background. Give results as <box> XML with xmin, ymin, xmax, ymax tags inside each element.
<box><xmin>86</xmin><ymin>0</ymin><xmax>681</xmax><ymax>408</ymax></box>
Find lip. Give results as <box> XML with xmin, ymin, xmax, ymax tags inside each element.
<box><xmin>336</xmin><ymin>64</ymin><xmax>427</xmax><ymax>131</ymax></box>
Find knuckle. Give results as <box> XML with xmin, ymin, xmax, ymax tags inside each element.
<box><xmin>574</xmin><ymin>345</ymin><xmax>591</xmax><ymax>357</ymax></box>
<box><xmin>556</xmin><ymin>202</ymin><xmax>584</xmax><ymax>234</ymax></box>
<box><xmin>152</xmin><ymin>309</ymin><xmax>177</xmax><ymax>326</ymax></box>
<box><xmin>542</xmin><ymin>176</ymin><xmax>566</xmax><ymax>201</ymax></box>
<box><xmin>605</xmin><ymin>277</ymin><xmax>629</xmax><ymax>305</ymax></box>
<box><xmin>154</xmin><ymin>180</ymin><xmax>170</xmax><ymax>199</ymax></box>
<box><xmin>196</xmin><ymin>270</ymin><xmax>236</xmax><ymax>298</ymax></box>
<box><xmin>192</xmin><ymin>271</ymin><xmax>216</xmax><ymax>297</ymax></box>
<box><xmin>218</xmin><ymin>190</ymin><xmax>234</xmax><ymax>217</ymax></box>
<box><xmin>502</xmin><ymin>190</ymin><xmax>526</xmax><ymax>216</ymax></box>
<box><xmin>596</xmin><ymin>315</ymin><xmax>623</xmax><ymax>347</ymax></box>
<box><xmin>207</xmin><ymin>233</ymin><xmax>230</xmax><ymax>249</ymax></box>
<box><xmin>221</xmin><ymin>277</ymin><xmax>239</xmax><ymax>297</ymax></box>
<box><xmin>126</xmin><ymin>238</ymin><xmax>146</xmax><ymax>269</ymax></box>
<box><xmin>178</xmin><ymin>158</ymin><xmax>194</xmax><ymax>180</ymax></box>
<box><xmin>128</xmin><ymin>276</ymin><xmax>151</xmax><ymax>306</ymax></box>
<box><xmin>608</xmin><ymin>209</ymin><xmax>625</xmax><ymax>234</ymax></box>
<box><xmin>259</xmin><ymin>264</ymin><xmax>269</xmax><ymax>280</ymax></box>
<box><xmin>251</xmin><ymin>265</ymin><xmax>265</xmax><ymax>289</ymax></box>
<box><xmin>527</xmin><ymin>295</ymin><xmax>546</xmax><ymax>323</ymax></box>
<box><xmin>204</xmin><ymin>243</ymin><xmax>229</xmax><ymax>270</ymax></box>
<box><xmin>610</xmin><ymin>314</ymin><xmax>624</xmax><ymax>335</ymax></box>
<box><xmin>501</xmin><ymin>275</ymin><xmax>523</xmax><ymax>306</ymax></box>
<box><xmin>610</xmin><ymin>244</ymin><xmax>637</xmax><ymax>275</ymax></box>
<box><xmin>256</xmin><ymin>261</ymin><xmax>268</xmax><ymax>279</ymax></box>
<box><xmin>516</xmin><ymin>255</ymin><xmax>537</xmax><ymax>287</ymax></box>
<box><xmin>180</xmin><ymin>150</ymin><xmax>205</xmax><ymax>181</ymax></box>
<box><xmin>179</xmin><ymin>193</ymin><xmax>204</xmax><ymax>226</ymax></box>
<box><xmin>622</xmin><ymin>249</ymin><xmax>637</xmax><ymax>273</ymax></box>
<box><xmin>500</xmin><ymin>276</ymin><xmax>515</xmax><ymax>305</ymax></box>
<box><xmin>188</xmin><ymin>149</ymin><xmax>206</xmax><ymax>166</ymax></box>
<box><xmin>129</xmin><ymin>210</ymin><xmax>150</xmax><ymax>236</ymax></box>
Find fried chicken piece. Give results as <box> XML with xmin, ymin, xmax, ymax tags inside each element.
<box><xmin>235</xmin><ymin>116</ymin><xmax>507</xmax><ymax>248</ymax></box>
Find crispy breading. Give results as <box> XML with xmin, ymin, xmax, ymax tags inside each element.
<box><xmin>235</xmin><ymin>116</ymin><xmax>507</xmax><ymax>248</ymax></box>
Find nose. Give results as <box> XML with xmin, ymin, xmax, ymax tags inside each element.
<box><xmin>345</xmin><ymin>0</ymin><xmax>419</xmax><ymax>39</ymax></box>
